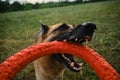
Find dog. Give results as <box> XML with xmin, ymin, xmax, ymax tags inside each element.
<box><xmin>34</xmin><ymin>22</ymin><xmax>96</xmax><ymax>80</ymax></box>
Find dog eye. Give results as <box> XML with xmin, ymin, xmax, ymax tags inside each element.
<box><xmin>53</xmin><ymin>23</ymin><xmax>70</xmax><ymax>32</ymax></box>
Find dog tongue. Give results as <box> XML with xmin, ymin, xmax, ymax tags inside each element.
<box><xmin>52</xmin><ymin>54</ymin><xmax>83</xmax><ymax>72</ymax></box>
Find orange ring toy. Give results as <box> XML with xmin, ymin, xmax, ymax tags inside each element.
<box><xmin>0</xmin><ymin>41</ymin><xmax>119</xmax><ymax>80</ymax></box>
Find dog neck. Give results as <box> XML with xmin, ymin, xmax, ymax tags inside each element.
<box><xmin>34</xmin><ymin>55</ymin><xmax>65</xmax><ymax>80</ymax></box>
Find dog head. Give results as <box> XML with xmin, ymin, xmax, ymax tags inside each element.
<box><xmin>36</xmin><ymin>22</ymin><xmax>96</xmax><ymax>72</ymax></box>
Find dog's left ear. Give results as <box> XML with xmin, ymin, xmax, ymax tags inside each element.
<box><xmin>35</xmin><ymin>22</ymin><xmax>49</xmax><ymax>42</ymax></box>
<box><xmin>39</xmin><ymin>22</ymin><xmax>49</xmax><ymax>36</ymax></box>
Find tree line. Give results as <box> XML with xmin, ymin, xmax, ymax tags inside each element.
<box><xmin>0</xmin><ymin>0</ymin><xmax>109</xmax><ymax>13</ymax></box>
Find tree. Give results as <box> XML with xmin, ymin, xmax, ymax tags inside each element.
<box><xmin>75</xmin><ymin>0</ymin><xmax>83</xmax><ymax>3</ymax></box>
<box><xmin>33</xmin><ymin>2</ymin><xmax>40</xmax><ymax>9</ymax></box>
<box><xmin>0</xmin><ymin>0</ymin><xmax>10</xmax><ymax>12</ymax></box>
<box><xmin>23</xmin><ymin>3</ymin><xmax>33</xmax><ymax>10</ymax></box>
<box><xmin>64</xmin><ymin>0</ymin><xmax>69</xmax><ymax>2</ymax></box>
<box><xmin>11</xmin><ymin>1</ymin><xmax>23</xmax><ymax>11</ymax></box>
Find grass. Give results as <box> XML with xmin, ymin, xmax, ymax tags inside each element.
<box><xmin>0</xmin><ymin>0</ymin><xmax>120</xmax><ymax>80</ymax></box>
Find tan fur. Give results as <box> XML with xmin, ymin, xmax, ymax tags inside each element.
<box><xmin>34</xmin><ymin>23</ymin><xmax>73</xmax><ymax>80</ymax></box>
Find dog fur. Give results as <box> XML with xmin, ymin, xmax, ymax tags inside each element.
<box><xmin>33</xmin><ymin>22</ymin><xmax>96</xmax><ymax>80</ymax></box>
<box><xmin>34</xmin><ymin>23</ymin><xmax>73</xmax><ymax>80</ymax></box>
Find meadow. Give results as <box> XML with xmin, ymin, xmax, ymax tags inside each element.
<box><xmin>0</xmin><ymin>0</ymin><xmax>120</xmax><ymax>80</ymax></box>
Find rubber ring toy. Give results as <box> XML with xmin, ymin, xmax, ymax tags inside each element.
<box><xmin>0</xmin><ymin>41</ymin><xmax>119</xmax><ymax>80</ymax></box>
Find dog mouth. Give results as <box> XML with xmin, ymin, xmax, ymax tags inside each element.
<box><xmin>52</xmin><ymin>36</ymin><xmax>90</xmax><ymax>72</ymax></box>
<box><xmin>67</xmin><ymin>36</ymin><xmax>91</xmax><ymax>44</ymax></box>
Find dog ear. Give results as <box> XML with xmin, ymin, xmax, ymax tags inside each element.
<box><xmin>35</xmin><ymin>22</ymin><xmax>49</xmax><ymax>42</ymax></box>
<box><xmin>39</xmin><ymin>22</ymin><xmax>49</xmax><ymax>36</ymax></box>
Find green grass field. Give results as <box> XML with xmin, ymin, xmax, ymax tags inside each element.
<box><xmin>0</xmin><ymin>0</ymin><xmax>120</xmax><ymax>80</ymax></box>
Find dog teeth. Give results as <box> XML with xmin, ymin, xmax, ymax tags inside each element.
<box><xmin>62</xmin><ymin>54</ymin><xmax>71</xmax><ymax>62</ymax></box>
<box><xmin>75</xmin><ymin>38</ymin><xmax>78</xmax><ymax>42</ymax></box>
<box><xmin>63</xmin><ymin>39</ymin><xmax>67</xmax><ymax>42</ymax></box>
<box><xmin>85</xmin><ymin>38</ymin><xmax>88</xmax><ymax>44</ymax></box>
<box><xmin>73</xmin><ymin>63</ymin><xmax>83</xmax><ymax>71</ymax></box>
<box><xmin>78</xmin><ymin>63</ymin><xmax>83</xmax><ymax>66</ymax></box>
<box><xmin>70</xmin><ymin>62</ymin><xmax>83</xmax><ymax>71</ymax></box>
<box><xmin>70</xmin><ymin>62</ymin><xmax>74</xmax><ymax>67</ymax></box>
<box><xmin>73</xmin><ymin>66</ymin><xmax>82</xmax><ymax>71</ymax></box>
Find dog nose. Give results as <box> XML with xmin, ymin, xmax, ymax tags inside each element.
<box><xmin>82</xmin><ymin>22</ymin><xmax>97</xmax><ymax>30</ymax></box>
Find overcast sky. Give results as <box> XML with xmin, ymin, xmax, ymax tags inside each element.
<box><xmin>9</xmin><ymin>0</ymin><xmax>75</xmax><ymax>4</ymax></box>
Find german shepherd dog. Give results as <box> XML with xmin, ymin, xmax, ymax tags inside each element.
<box><xmin>34</xmin><ymin>22</ymin><xmax>96</xmax><ymax>80</ymax></box>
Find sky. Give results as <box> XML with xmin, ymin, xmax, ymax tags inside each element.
<box><xmin>8</xmin><ymin>0</ymin><xmax>76</xmax><ymax>4</ymax></box>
